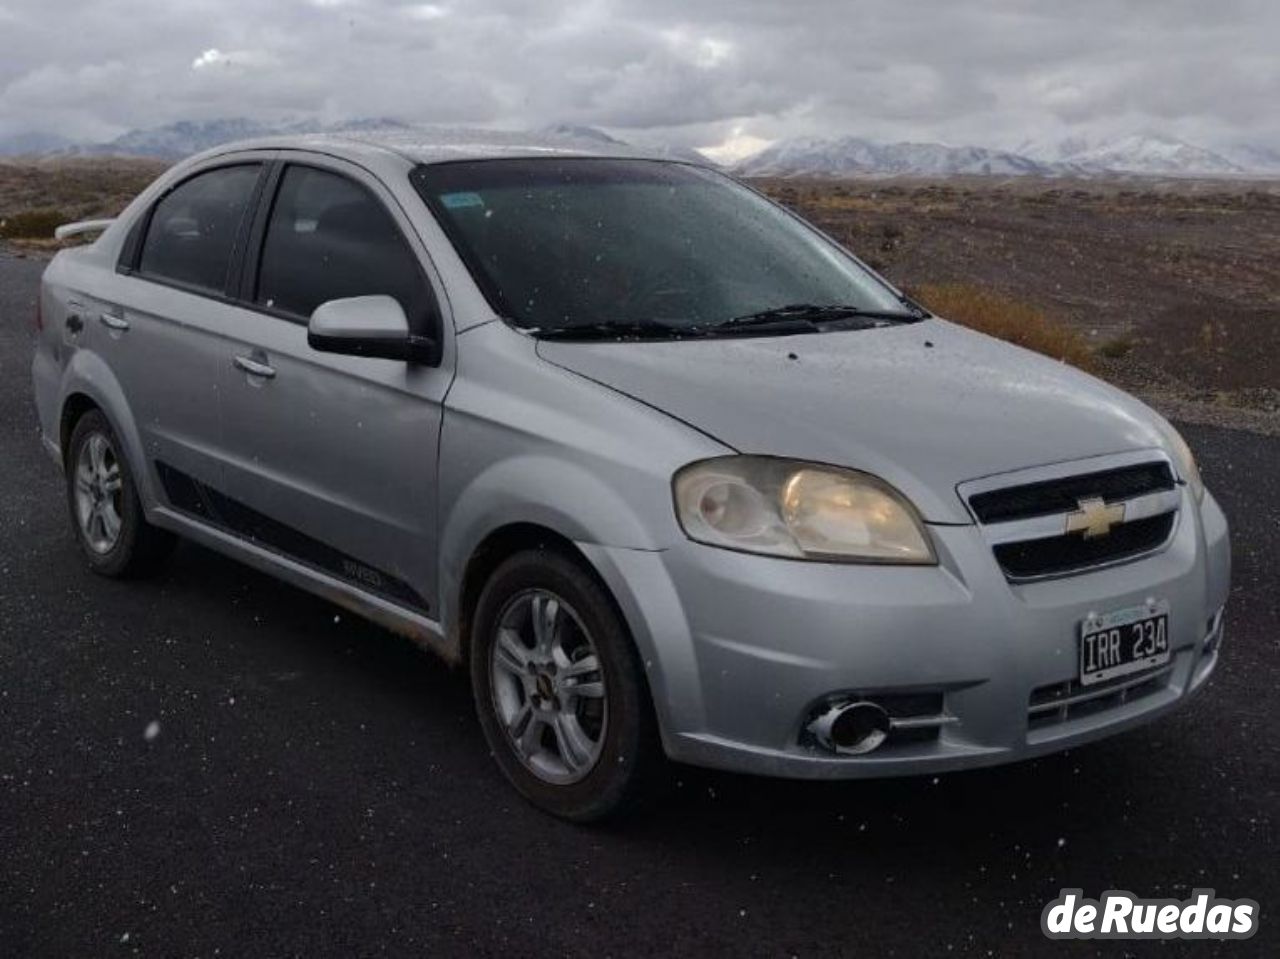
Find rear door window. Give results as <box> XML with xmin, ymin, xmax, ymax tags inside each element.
<box><xmin>255</xmin><ymin>165</ymin><xmax>432</xmax><ymax>329</ymax></box>
<box><xmin>137</xmin><ymin>164</ymin><xmax>261</xmax><ymax>294</ymax></box>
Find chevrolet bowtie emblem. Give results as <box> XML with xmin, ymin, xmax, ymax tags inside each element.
<box><xmin>1065</xmin><ymin>497</ymin><xmax>1126</xmax><ymax>538</ymax></box>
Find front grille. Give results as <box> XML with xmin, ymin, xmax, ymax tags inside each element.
<box><xmin>964</xmin><ymin>458</ymin><xmax>1180</xmax><ymax>580</ymax></box>
<box><xmin>1028</xmin><ymin>666</ymin><xmax>1173</xmax><ymax>730</ymax></box>
<box><xmin>993</xmin><ymin>512</ymin><xmax>1176</xmax><ymax>579</ymax></box>
<box><xmin>969</xmin><ymin>462</ymin><xmax>1175</xmax><ymax>524</ymax></box>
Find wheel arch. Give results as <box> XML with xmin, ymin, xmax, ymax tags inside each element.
<box><xmin>57</xmin><ymin>351</ymin><xmax>157</xmax><ymax>506</ymax></box>
<box><xmin>438</xmin><ymin>447</ymin><xmax>676</xmax><ymax>640</ymax></box>
<box><xmin>453</xmin><ymin>522</ymin><xmax>615</xmax><ymax>667</ymax></box>
<box><xmin>59</xmin><ymin>392</ymin><xmax>100</xmax><ymax>457</ymax></box>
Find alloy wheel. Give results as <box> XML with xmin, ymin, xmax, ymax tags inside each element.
<box><xmin>73</xmin><ymin>432</ymin><xmax>124</xmax><ymax>555</ymax></box>
<box><xmin>489</xmin><ymin>589</ymin><xmax>608</xmax><ymax>784</ymax></box>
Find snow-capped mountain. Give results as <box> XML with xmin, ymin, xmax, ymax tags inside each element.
<box><xmin>64</xmin><ymin>117</ymin><xmax>412</xmax><ymax>159</ymax></box>
<box><xmin>1020</xmin><ymin>134</ymin><xmax>1244</xmax><ymax>176</ymax></box>
<box><xmin>733</xmin><ymin>132</ymin><xmax>1280</xmax><ymax>178</ymax></box>
<box><xmin>533</xmin><ymin>123</ymin><xmax>626</xmax><ymax>145</ymax></box>
<box><xmin>533</xmin><ymin>123</ymin><xmax>711</xmax><ymax>164</ymax></box>
<box><xmin>102</xmin><ymin>118</ymin><xmax>281</xmax><ymax>157</ymax></box>
<box><xmin>1219</xmin><ymin>143</ymin><xmax>1280</xmax><ymax>174</ymax></box>
<box><xmin>1012</xmin><ymin>136</ymin><xmax>1092</xmax><ymax>164</ymax></box>
<box><xmin>12</xmin><ymin>119</ymin><xmax>1274</xmax><ymax>177</ymax></box>
<box><xmin>734</xmin><ymin>136</ymin><xmax>1056</xmax><ymax>177</ymax></box>
<box><xmin>34</xmin><ymin>117</ymin><xmax>713</xmax><ymax>165</ymax></box>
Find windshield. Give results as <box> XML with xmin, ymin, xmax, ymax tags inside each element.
<box><xmin>411</xmin><ymin>158</ymin><xmax>914</xmax><ymax>335</ymax></box>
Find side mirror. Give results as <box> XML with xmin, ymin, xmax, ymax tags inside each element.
<box><xmin>307</xmin><ymin>295</ymin><xmax>438</xmax><ymax>363</ymax></box>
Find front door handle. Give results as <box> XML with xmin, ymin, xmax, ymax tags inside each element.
<box><xmin>233</xmin><ymin>354</ymin><xmax>277</xmax><ymax>379</ymax></box>
<box><xmin>99</xmin><ymin>311</ymin><xmax>130</xmax><ymax>332</ymax></box>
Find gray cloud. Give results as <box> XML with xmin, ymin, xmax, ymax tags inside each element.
<box><xmin>0</xmin><ymin>0</ymin><xmax>1276</xmax><ymax>151</ymax></box>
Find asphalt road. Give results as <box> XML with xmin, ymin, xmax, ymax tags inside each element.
<box><xmin>1</xmin><ymin>249</ymin><xmax>1277</xmax><ymax>957</ymax></box>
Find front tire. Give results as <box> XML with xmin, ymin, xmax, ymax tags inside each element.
<box><xmin>65</xmin><ymin>410</ymin><xmax>174</xmax><ymax>577</ymax></box>
<box><xmin>470</xmin><ymin>548</ymin><xmax>663</xmax><ymax>821</ymax></box>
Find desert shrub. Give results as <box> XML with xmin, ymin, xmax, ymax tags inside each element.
<box><xmin>1098</xmin><ymin>335</ymin><xmax>1136</xmax><ymax>359</ymax></box>
<box><xmin>912</xmin><ymin>282</ymin><xmax>1096</xmax><ymax>372</ymax></box>
<box><xmin>0</xmin><ymin>207</ymin><xmax>67</xmax><ymax>239</ymax></box>
<box><xmin>878</xmin><ymin>222</ymin><xmax>904</xmax><ymax>253</ymax></box>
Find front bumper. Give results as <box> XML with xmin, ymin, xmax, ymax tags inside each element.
<box><xmin>584</xmin><ymin>486</ymin><xmax>1230</xmax><ymax>779</ymax></box>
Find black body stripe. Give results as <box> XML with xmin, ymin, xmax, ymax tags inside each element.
<box><xmin>155</xmin><ymin>461</ymin><xmax>429</xmax><ymax>614</ymax></box>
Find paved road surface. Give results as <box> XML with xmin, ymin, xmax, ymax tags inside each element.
<box><xmin>1</xmin><ymin>250</ymin><xmax>1276</xmax><ymax>956</ymax></box>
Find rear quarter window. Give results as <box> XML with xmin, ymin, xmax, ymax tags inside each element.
<box><xmin>137</xmin><ymin>164</ymin><xmax>261</xmax><ymax>294</ymax></box>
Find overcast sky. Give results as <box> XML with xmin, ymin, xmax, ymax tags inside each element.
<box><xmin>1</xmin><ymin>0</ymin><xmax>1277</xmax><ymax>158</ymax></box>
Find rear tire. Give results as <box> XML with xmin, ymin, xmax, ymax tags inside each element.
<box><xmin>65</xmin><ymin>410</ymin><xmax>175</xmax><ymax>578</ymax></box>
<box><xmin>470</xmin><ymin>548</ymin><xmax>664</xmax><ymax>822</ymax></box>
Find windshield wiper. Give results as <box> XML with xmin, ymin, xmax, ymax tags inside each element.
<box><xmin>710</xmin><ymin>303</ymin><xmax>923</xmax><ymax>333</ymax></box>
<box><xmin>524</xmin><ymin>302</ymin><xmax>924</xmax><ymax>341</ymax></box>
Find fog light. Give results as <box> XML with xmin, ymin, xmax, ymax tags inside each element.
<box><xmin>1203</xmin><ymin>609</ymin><xmax>1224</xmax><ymax>653</ymax></box>
<box><xmin>808</xmin><ymin>701</ymin><xmax>891</xmax><ymax>755</ymax></box>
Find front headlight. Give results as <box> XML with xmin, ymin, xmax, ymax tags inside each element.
<box><xmin>1166</xmin><ymin>428</ymin><xmax>1205</xmax><ymax>503</ymax></box>
<box><xmin>673</xmin><ymin>457</ymin><xmax>935</xmax><ymax>563</ymax></box>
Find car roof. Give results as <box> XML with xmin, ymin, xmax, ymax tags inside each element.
<box><xmin>197</xmin><ymin>128</ymin><xmax>693</xmax><ymax>169</ymax></box>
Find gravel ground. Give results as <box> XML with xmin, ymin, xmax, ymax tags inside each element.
<box><xmin>765</xmin><ymin>177</ymin><xmax>1280</xmax><ymax>430</ymax></box>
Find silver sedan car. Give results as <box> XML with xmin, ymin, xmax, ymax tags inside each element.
<box><xmin>31</xmin><ymin>132</ymin><xmax>1230</xmax><ymax>820</ymax></box>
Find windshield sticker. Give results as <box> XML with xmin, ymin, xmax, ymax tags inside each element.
<box><xmin>440</xmin><ymin>191</ymin><xmax>485</xmax><ymax>210</ymax></box>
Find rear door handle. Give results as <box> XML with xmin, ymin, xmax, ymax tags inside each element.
<box><xmin>233</xmin><ymin>354</ymin><xmax>277</xmax><ymax>379</ymax></box>
<box><xmin>99</xmin><ymin>311</ymin><xmax>130</xmax><ymax>331</ymax></box>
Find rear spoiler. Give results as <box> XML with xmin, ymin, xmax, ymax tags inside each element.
<box><xmin>54</xmin><ymin>218</ymin><xmax>115</xmax><ymax>241</ymax></box>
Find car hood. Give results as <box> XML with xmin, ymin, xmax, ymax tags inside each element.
<box><xmin>537</xmin><ymin>319</ymin><xmax>1172</xmax><ymax>524</ymax></box>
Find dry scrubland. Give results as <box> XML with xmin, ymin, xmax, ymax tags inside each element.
<box><xmin>759</xmin><ymin>177</ymin><xmax>1280</xmax><ymax>426</ymax></box>
<box><xmin>1</xmin><ymin>159</ymin><xmax>1276</xmax><ymax>425</ymax></box>
<box><xmin>0</xmin><ymin>157</ymin><xmax>166</xmax><ymax>249</ymax></box>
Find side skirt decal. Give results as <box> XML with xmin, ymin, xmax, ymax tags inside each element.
<box><xmin>154</xmin><ymin>460</ymin><xmax>430</xmax><ymax>614</ymax></box>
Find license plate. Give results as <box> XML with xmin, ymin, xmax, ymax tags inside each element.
<box><xmin>1079</xmin><ymin>601</ymin><xmax>1171</xmax><ymax>686</ymax></box>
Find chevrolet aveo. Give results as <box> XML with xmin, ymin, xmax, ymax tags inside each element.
<box><xmin>32</xmin><ymin>132</ymin><xmax>1230</xmax><ymax>820</ymax></box>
